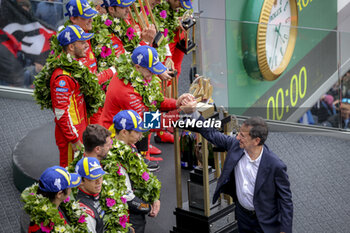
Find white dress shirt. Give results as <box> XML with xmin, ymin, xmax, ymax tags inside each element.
<box><xmin>234</xmin><ymin>147</ymin><xmax>263</xmax><ymax>211</ymax></box>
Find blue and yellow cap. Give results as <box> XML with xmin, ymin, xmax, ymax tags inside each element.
<box><xmin>131</xmin><ymin>45</ymin><xmax>166</xmax><ymax>75</ymax></box>
<box><xmin>76</xmin><ymin>157</ymin><xmax>105</xmax><ymax>180</ymax></box>
<box><xmin>180</xmin><ymin>0</ymin><xmax>192</xmax><ymax>9</ymax></box>
<box><xmin>102</xmin><ymin>0</ymin><xmax>136</xmax><ymax>7</ymax></box>
<box><xmin>113</xmin><ymin>110</ymin><xmax>148</xmax><ymax>132</ymax></box>
<box><xmin>57</xmin><ymin>25</ymin><xmax>94</xmax><ymax>46</ymax></box>
<box><xmin>39</xmin><ymin>166</ymin><xmax>81</xmax><ymax>192</ymax></box>
<box><xmin>65</xmin><ymin>0</ymin><xmax>97</xmax><ymax>18</ymax></box>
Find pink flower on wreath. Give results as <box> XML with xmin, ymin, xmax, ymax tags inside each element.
<box><xmin>106</xmin><ymin>198</ymin><xmax>116</xmax><ymax>207</ymax></box>
<box><xmin>101</xmin><ymin>46</ymin><xmax>112</xmax><ymax>58</ymax></box>
<box><xmin>78</xmin><ymin>214</ymin><xmax>86</xmax><ymax>223</ymax></box>
<box><xmin>50</xmin><ymin>50</ymin><xmax>54</xmax><ymax>55</ymax></box>
<box><xmin>117</xmin><ymin>165</ymin><xmax>123</xmax><ymax>176</ymax></box>
<box><xmin>126</xmin><ymin>27</ymin><xmax>135</xmax><ymax>41</ymax></box>
<box><xmin>63</xmin><ymin>196</ymin><xmax>70</xmax><ymax>203</ymax></box>
<box><xmin>160</xmin><ymin>10</ymin><xmax>167</xmax><ymax>19</ymax></box>
<box><xmin>142</xmin><ymin>172</ymin><xmax>149</xmax><ymax>181</ymax></box>
<box><xmin>102</xmin><ymin>84</ymin><xmax>107</xmax><ymax>91</ymax></box>
<box><xmin>145</xmin><ymin>5</ymin><xmax>149</xmax><ymax>16</ymax></box>
<box><xmin>40</xmin><ymin>222</ymin><xmax>54</xmax><ymax>233</ymax></box>
<box><xmin>163</xmin><ymin>28</ymin><xmax>169</xmax><ymax>37</ymax></box>
<box><xmin>119</xmin><ymin>215</ymin><xmax>128</xmax><ymax>228</ymax></box>
<box><xmin>121</xmin><ymin>197</ymin><xmax>127</xmax><ymax>204</ymax></box>
<box><xmin>105</xmin><ymin>19</ymin><xmax>112</xmax><ymax>26</ymax></box>
<box><xmin>29</xmin><ymin>193</ymin><xmax>34</xmax><ymax>195</ymax></box>
<box><xmin>152</xmin><ymin>101</ymin><xmax>157</xmax><ymax>106</ymax></box>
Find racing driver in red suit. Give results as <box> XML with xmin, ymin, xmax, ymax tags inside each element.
<box><xmin>51</xmin><ymin>25</ymin><xmax>96</xmax><ymax>167</ymax></box>
<box><xmin>99</xmin><ymin>45</ymin><xmax>194</xmax><ymax>139</ymax></box>
<box><xmin>65</xmin><ymin>0</ymin><xmax>117</xmax><ymax>124</ymax></box>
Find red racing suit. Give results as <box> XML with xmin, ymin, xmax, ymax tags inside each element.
<box><xmin>50</xmin><ymin>68</ymin><xmax>88</xmax><ymax>167</ymax></box>
<box><xmin>99</xmin><ymin>76</ymin><xmax>179</xmax><ymax>135</ymax></box>
<box><xmin>108</xmin><ymin>18</ymin><xmax>147</xmax><ymax>58</ymax></box>
<box><xmin>109</xmin><ymin>33</ymin><xmax>125</xmax><ymax>58</ymax></box>
<box><xmin>78</xmin><ymin>40</ymin><xmax>115</xmax><ymax>124</ymax></box>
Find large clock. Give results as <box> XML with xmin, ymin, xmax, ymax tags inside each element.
<box><xmin>241</xmin><ymin>0</ymin><xmax>298</xmax><ymax>81</ymax></box>
<box><xmin>257</xmin><ymin>0</ymin><xmax>298</xmax><ymax>80</ymax></box>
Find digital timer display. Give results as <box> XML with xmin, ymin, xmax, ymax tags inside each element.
<box><xmin>243</xmin><ymin>31</ymin><xmax>337</xmax><ymax>121</ymax></box>
<box><xmin>267</xmin><ymin>66</ymin><xmax>307</xmax><ymax>120</ymax></box>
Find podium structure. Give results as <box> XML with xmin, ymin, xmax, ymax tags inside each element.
<box><xmin>171</xmin><ymin>111</ymin><xmax>238</xmax><ymax>233</ymax></box>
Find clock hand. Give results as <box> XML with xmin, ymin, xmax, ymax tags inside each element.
<box><xmin>276</xmin><ymin>26</ymin><xmax>285</xmax><ymax>44</ymax></box>
<box><xmin>276</xmin><ymin>22</ymin><xmax>282</xmax><ymax>34</ymax></box>
<box><xmin>284</xmin><ymin>1</ymin><xmax>289</xmax><ymax>11</ymax></box>
<box><xmin>271</xmin><ymin>25</ymin><xmax>280</xmax><ymax>68</ymax></box>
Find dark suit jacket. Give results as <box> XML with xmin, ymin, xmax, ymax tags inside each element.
<box><xmin>190</xmin><ymin>116</ymin><xmax>293</xmax><ymax>233</ymax></box>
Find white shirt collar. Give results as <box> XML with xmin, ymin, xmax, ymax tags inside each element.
<box><xmin>244</xmin><ymin>147</ymin><xmax>263</xmax><ymax>164</ymax></box>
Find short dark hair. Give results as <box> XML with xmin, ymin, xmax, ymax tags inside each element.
<box><xmin>37</xmin><ymin>180</ymin><xmax>68</xmax><ymax>202</ymax></box>
<box><xmin>243</xmin><ymin>117</ymin><xmax>268</xmax><ymax>145</ymax></box>
<box><xmin>83</xmin><ymin>124</ymin><xmax>112</xmax><ymax>152</ymax></box>
<box><xmin>62</xmin><ymin>44</ymin><xmax>69</xmax><ymax>52</ymax></box>
<box><xmin>115</xmin><ymin>128</ymin><xmax>122</xmax><ymax>135</ymax></box>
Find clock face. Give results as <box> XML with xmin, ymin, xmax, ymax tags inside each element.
<box><xmin>265</xmin><ymin>0</ymin><xmax>292</xmax><ymax>71</ymax></box>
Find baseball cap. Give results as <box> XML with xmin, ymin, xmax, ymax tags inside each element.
<box><xmin>57</xmin><ymin>25</ymin><xmax>94</xmax><ymax>46</ymax></box>
<box><xmin>113</xmin><ymin>110</ymin><xmax>148</xmax><ymax>132</ymax></box>
<box><xmin>65</xmin><ymin>0</ymin><xmax>97</xmax><ymax>18</ymax></box>
<box><xmin>131</xmin><ymin>45</ymin><xmax>166</xmax><ymax>75</ymax></box>
<box><xmin>102</xmin><ymin>0</ymin><xmax>135</xmax><ymax>7</ymax></box>
<box><xmin>323</xmin><ymin>94</ymin><xmax>334</xmax><ymax>107</ymax></box>
<box><xmin>39</xmin><ymin>166</ymin><xmax>81</xmax><ymax>192</ymax></box>
<box><xmin>180</xmin><ymin>0</ymin><xmax>192</xmax><ymax>9</ymax></box>
<box><xmin>76</xmin><ymin>157</ymin><xmax>106</xmax><ymax>180</ymax></box>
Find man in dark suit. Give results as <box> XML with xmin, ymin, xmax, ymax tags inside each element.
<box><xmin>183</xmin><ymin>107</ymin><xmax>293</xmax><ymax>233</ymax></box>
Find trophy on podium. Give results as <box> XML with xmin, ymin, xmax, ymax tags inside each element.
<box><xmin>176</xmin><ymin>10</ymin><xmax>196</xmax><ymax>54</ymax></box>
<box><xmin>187</xmin><ymin>142</ymin><xmax>220</xmax><ymax>211</ymax></box>
<box><xmin>130</xmin><ymin>0</ymin><xmax>164</xmax><ymax>48</ymax></box>
<box><xmin>189</xmin><ymin>76</ymin><xmax>214</xmax><ymax>119</ymax></box>
<box><xmin>171</xmin><ymin>113</ymin><xmax>239</xmax><ymax>233</ymax></box>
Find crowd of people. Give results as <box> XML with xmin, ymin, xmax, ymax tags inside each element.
<box><xmin>301</xmin><ymin>71</ymin><xmax>350</xmax><ymax>130</ymax></box>
<box><xmin>0</xmin><ymin>0</ymin><xmax>64</xmax><ymax>88</ymax></box>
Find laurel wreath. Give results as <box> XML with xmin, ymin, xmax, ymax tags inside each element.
<box><xmin>33</xmin><ymin>51</ymin><xmax>105</xmax><ymax>118</ymax></box>
<box><xmin>153</xmin><ymin>1</ymin><xmax>188</xmax><ymax>43</ymax></box>
<box><xmin>103</xmin><ymin>140</ymin><xmax>161</xmax><ymax>203</ymax></box>
<box><xmin>21</xmin><ymin>183</ymin><xmax>89</xmax><ymax>233</ymax></box>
